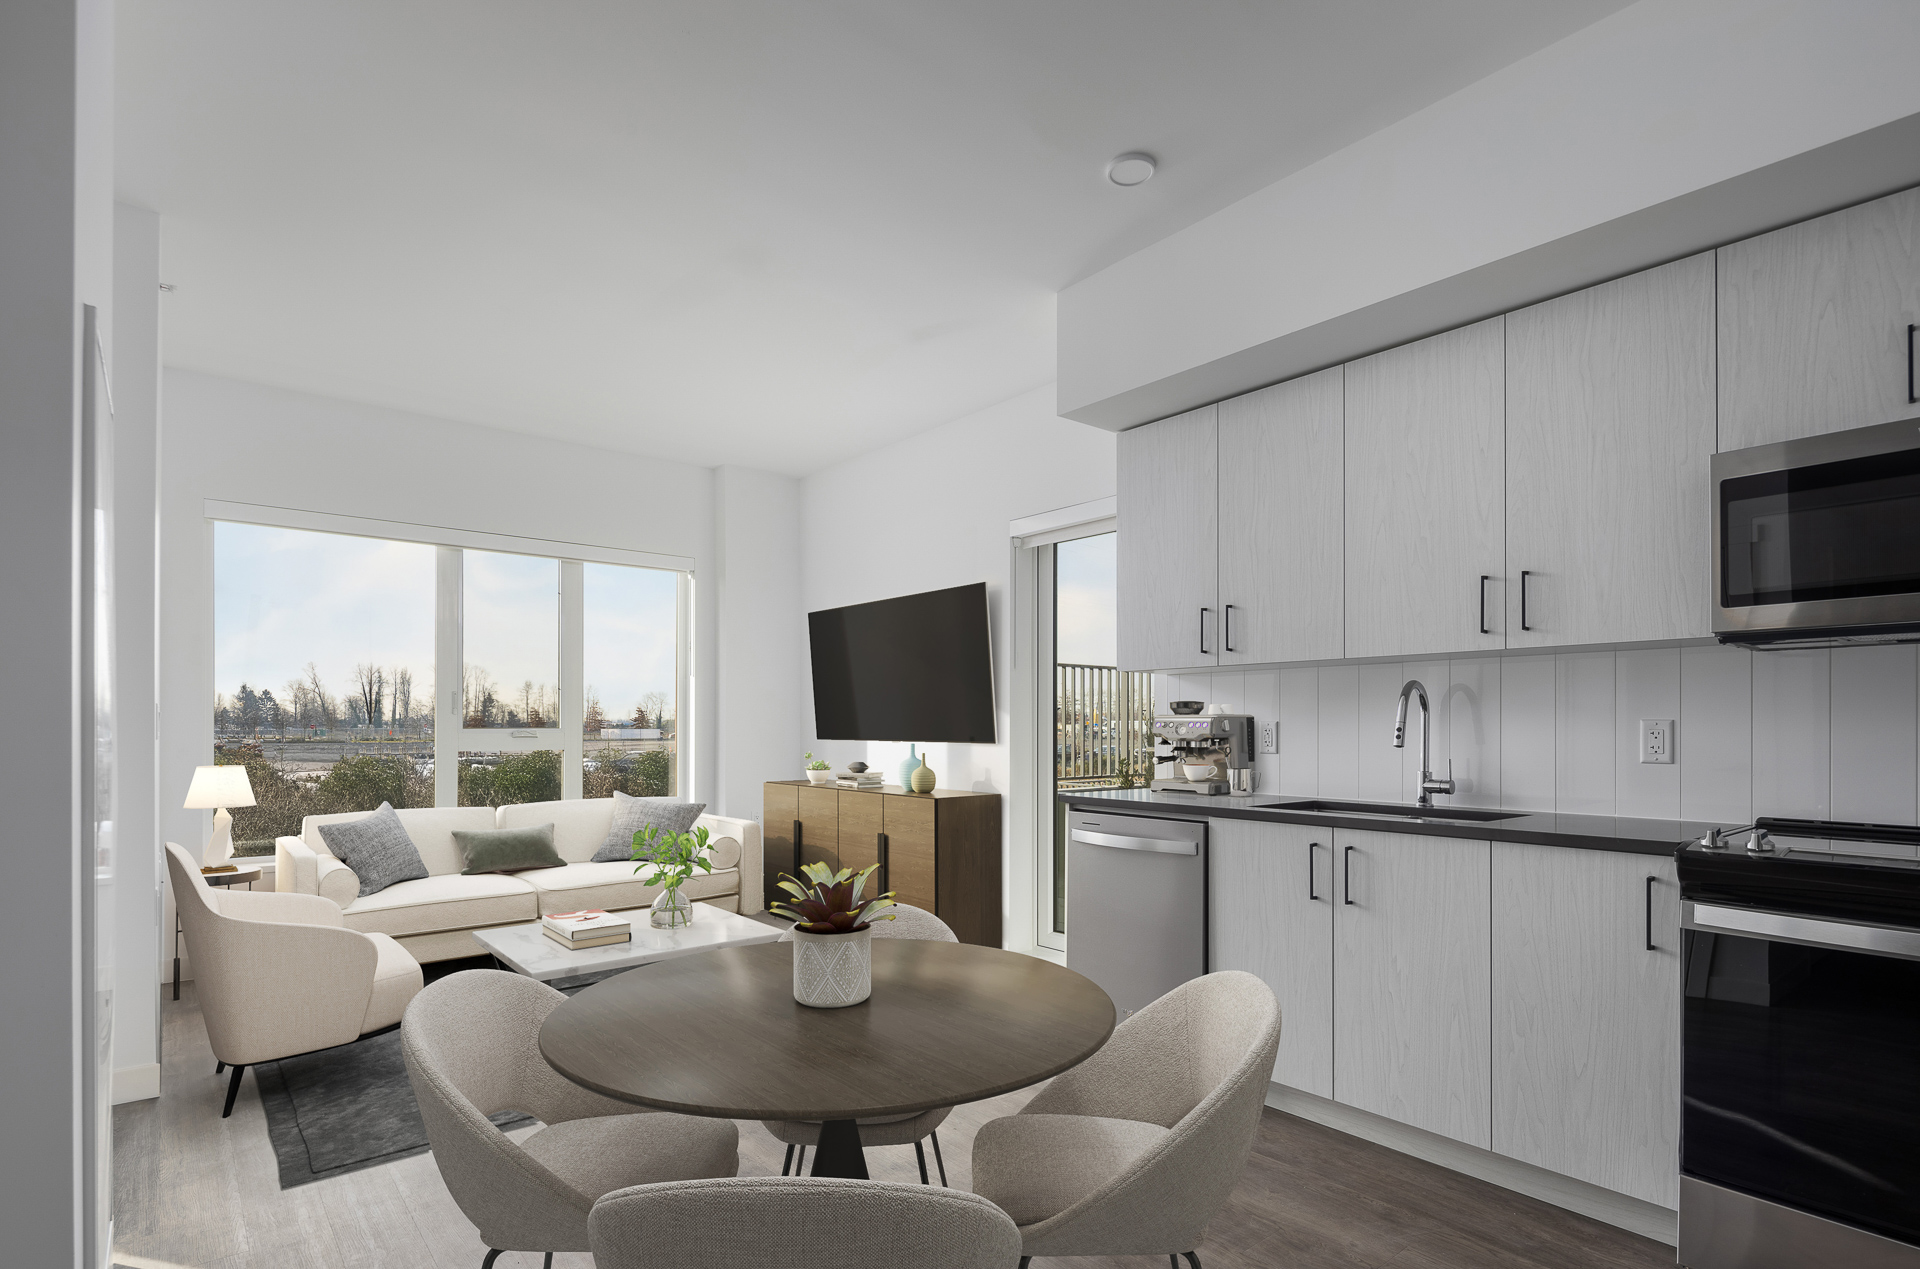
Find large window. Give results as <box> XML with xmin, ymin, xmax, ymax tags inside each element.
<box><xmin>213</xmin><ymin>519</ymin><xmax>686</xmax><ymax>849</ymax></box>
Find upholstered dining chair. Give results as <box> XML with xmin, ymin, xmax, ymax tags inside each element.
<box><xmin>401</xmin><ymin>969</ymin><xmax>739</xmax><ymax>1269</ymax></box>
<box><xmin>588</xmin><ymin>1176</ymin><xmax>1023</xmax><ymax>1269</ymax></box>
<box><xmin>164</xmin><ymin>841</ymin><xmax>423</xmax><ymax>1117</ymax></box>
<box><xmin>770</xmin><ymin>902</ymin><xmax>957</xmax><ymax>1182</ymax></box>
<box><xmin>970</xmin><ymin>970</ymin><xmax>1282</xmax><ymax>1269</ymax></box>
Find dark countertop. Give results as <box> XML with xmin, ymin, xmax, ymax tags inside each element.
<box><xmin>1057</xmin><ymin>787</ymin><xmax>1731</xmax><ymax>857</ymax></box>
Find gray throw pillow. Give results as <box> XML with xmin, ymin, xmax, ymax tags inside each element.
<box><xmin>316</xmin><ymin>803</ymin><xmax>429</xmax><ymax>897</ymax></box>
<box><xmin>453</xmin><ymin>824</ymin><xmax>566</xmax><ymax>876</ymax></box>
<box><xmin>591</xmin><ymin>791</ymin><xmax>708</xmax><ymax>863</ymax></box>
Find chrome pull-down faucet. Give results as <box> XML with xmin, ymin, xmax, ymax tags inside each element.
<box><xmin>1393</xmin><ymin>679</ymin><xmax>1455</xmax><ymax>807</ymax></box>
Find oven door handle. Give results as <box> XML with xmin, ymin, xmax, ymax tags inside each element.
<box><xmin>1683</xmin><ymin>901</ymin><xmax>1920</xmax><ymax>962</ymax></box>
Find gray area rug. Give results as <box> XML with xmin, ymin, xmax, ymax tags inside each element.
<box><xmin>257</xmin><ymin>959</ymin><xmax>612</xmax><ymax>1189</ymax></box>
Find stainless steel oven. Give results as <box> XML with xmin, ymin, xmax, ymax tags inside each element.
<box><xmin>1678</xmin><ymin>820</ymin><xmax>1920</xmax><ymax>1268</ymax></box>
<box><xmin>1714</xmin><ymin>417</ymin><xmax>1920</xmax><ymax>647</ymax></box>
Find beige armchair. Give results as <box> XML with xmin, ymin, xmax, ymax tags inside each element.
<box><xmin>970</xmin><ymin>970</ymin><xmax>1282</xmax><ymax>1268</ymax></box>
<box><xmin>164</xmin><ymin>841</ymin><xmax>423</xmax><ymax>1117</ymax></box>
<box><xmin>401</xmin><ymin>969</ymin><xmax>740</xmax><ymax>1268</ymax></box>
<box><xmin>769</xmin><ymin>903</ymin><xmax>958</xmax><ymax>1183</ymax></box>
<box><xmin>588</xmin><ymin>1177</ymin><xmax>1023</xmax><ymax>1269</ymax></box>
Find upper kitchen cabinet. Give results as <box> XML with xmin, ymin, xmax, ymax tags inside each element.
<box><xmin>1344</xmin><ymin>317</ymin><xmax>1506</xmax><ymax>660</ymax></box>
<box><xmin>1218</xmin><ymin>367</ymin><xmax>1343</xmax><ymax>664</ymax></box>
<box><xmin>1719</xmin><ymin>185</ymin><xmax>1920</xmax><ymax>452</ymax></box>
<box><xmin>1505</xmin><ymin>253</ymin><xmax>1716</xmax><ymax>647</ymax></box>
<box><xmin>1118</xmin><ymin>404</ymin><xmax>1218</xmax><ymax>671</ymax></box>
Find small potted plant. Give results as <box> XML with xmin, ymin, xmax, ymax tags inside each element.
<box><xmin>770</xmin><ymin>861</ymin><xmax>896</xmax><ymax>1007</ymax></box>
<box><xmin>631</xmin><ymin>823</ymin><xmax>713</xmax><ymax>929</ymax></box>
<box><xmin>804</xmin><ymin>751</ymin><xmax>834</xmax><ymax>784</ymax></box>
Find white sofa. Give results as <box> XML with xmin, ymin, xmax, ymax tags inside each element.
<box><xmin>275</xmin><ymin>799</ymin><xmax>762</xmax><ymax>964</ymax></box>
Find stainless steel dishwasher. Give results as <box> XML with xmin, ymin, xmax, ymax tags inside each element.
<box><xmin>1065</xmin><ymin>809</ymin><xmax>1206</xmax><ymax>1019</ymax></box>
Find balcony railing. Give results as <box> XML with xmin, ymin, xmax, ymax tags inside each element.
<box><xmin>1056</xmin><ymin>662</ymin><xmax>1154</xmax><ymax>789</ymax></box>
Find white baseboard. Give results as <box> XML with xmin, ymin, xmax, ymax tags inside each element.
<box><xmin>1265</xmin><ymin>1084</ymin><xmax>1678</xmax><ymax>1246</ymax></box>
<box><xmin>112</xmin><ymin>1063</ymin><xmax>161</xmax><ymax>1105</ymax></box>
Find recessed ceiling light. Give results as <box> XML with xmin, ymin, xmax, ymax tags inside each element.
<box><xmin>1106</xmin><ymin>152</ymin><xmax>1156</xmax><ymax>187</ymax></box>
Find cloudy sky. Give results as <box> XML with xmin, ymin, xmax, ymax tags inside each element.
<box><xmin>214</xmin><ymin>522</ymin><xmax>678</xmax><ymax>724</ymax></box>
<box><xmin>1056</xmin><ymin>531</ymin><xmax>1116</xmax><ymax>666</ymax></box>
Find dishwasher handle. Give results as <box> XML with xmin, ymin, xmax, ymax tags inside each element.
<box><xmin>1069</xmin><ymin>828</ymin><xmax>1200</xmax><ymax>857</ymax></box>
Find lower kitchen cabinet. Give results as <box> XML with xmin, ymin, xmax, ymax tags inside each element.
<box><xmin>1492</xmin><ymin>843</ymin><xmax>1681</xmax><ymax>1207</ymax></box>
<box><xmin>1332</xmin><ymin>828</ymin><xmax>1492</xmax><ymax>1148</ymax></box>
<box><xmin>1209</xmin><ymin>819</ymin><xmax>1333</xmax><ymax>1097</ymax></box>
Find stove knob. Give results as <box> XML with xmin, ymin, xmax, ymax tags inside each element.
<box><xmin>1745</xmin><ymin>828</ymin><xmax>1776</xmax><ymax>854</ymax></box>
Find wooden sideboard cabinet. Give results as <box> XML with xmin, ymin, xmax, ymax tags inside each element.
<box><xmin>762</xmin><ymin>781</ymin><xmax>1002</xmax><ymax>947</ymax></box>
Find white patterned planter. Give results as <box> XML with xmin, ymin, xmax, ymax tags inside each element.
<box><xmin>790</xmin><ymin>926</ymin><xmax>872</xmax><ymax>1008</ymax></box>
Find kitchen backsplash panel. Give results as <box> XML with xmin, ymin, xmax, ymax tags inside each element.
<box><xmin>1159</xmin><ymin>643</ymin><xmax>1920</xmax><ymax>826</ymax></box>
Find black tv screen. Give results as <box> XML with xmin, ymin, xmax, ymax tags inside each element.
<box><xmin>809</xmin><ymin>582</ymin><xmax>996</xmax><ymax>743</ymax></box>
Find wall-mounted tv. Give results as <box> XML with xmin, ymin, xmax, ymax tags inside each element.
<box><xmin>809</xmin><ymin>582</ymin><xmax>996</xmax><ymax>743</ymax></box>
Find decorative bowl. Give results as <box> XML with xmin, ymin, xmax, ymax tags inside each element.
<box><xmin>806</xmin><ymin>769</ymin><xmax>835</xmax><ymax>784</ymax></box>
<box><xmin>1168</xmin><ymin>700</ymin><xmax>1205</xmax><ymax>715</ymax></box>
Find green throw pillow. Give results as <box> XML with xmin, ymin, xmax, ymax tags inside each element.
<box><xmin>453</xmin><ymin>824</ymin><xmax>566</xmax><ymax>876</ymax></box>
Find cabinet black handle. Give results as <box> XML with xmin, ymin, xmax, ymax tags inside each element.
<box><xmin>793</xmin><ymin>820</ymin><xmax>803</xmax><ymax>874</ymax></box>
<box><xmin>1308</xmin><ymin>842</ymin><xmax>1319</xmax><ymax>902</ymax></box>
<box><xmin>1479</xmin><ymin>575</ymin><xmax>1490</xmax><ymax>635</ymax></box>
<box><xmin>1224</xmin><ymin>604</ymin><xmax>1236</xmax><ymax>653</ymax></box>
<box><xmin>1343</xmin><ymin>845</ymin><xmax>1355</xmax><ymax>906</ymax></box>
<box><xmin>1909</xmin><ymin>324</ymin><xmax>1916</xmax><ymax>405</ymax></box>
<box><xmin>878</xmin><ymin>832</ymin><xmax>890</xmax><ymax>895</ymax></box>
<box><xmin>1200</xmin><ymin>607</ymin><xmax>1211</xmax><ymax>655</ymax></box>
<box><xmin>1520</xmin><ymin>570</ymin><xmax>1533</xmax><ymax>632</ymax></box>
<box><xmin>1645</xmin><ymin>875</ymin><xmax>1657</xmax><ymax>951</ymax></box>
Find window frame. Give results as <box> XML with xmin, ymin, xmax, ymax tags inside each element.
<box><xmin>208</xmin><ymin>500</ymin><xmax>692</xmax><ymax>809</ymax></box>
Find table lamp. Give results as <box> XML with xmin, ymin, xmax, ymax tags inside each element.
<box><xmin>184</xmin><ymin>765</ymin><xmax>257</xmax><ymax>869</ymax></box>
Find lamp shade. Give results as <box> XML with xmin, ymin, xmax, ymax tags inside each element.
<box><xmin>183</xmin><ymin>764</ymin><xmax>256</xmax><ymax>810</ymax></box>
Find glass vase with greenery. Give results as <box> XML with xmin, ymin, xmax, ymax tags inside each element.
<box><xmin>632</xmin><ymin>823</ymin><xmax>712</xmax><ymax>929</ymax></box>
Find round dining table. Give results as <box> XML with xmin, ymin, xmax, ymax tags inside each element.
<box><xmin>538</xmin><ymin>938</ymin><xmax>1116</xmax><ymax>1178</ymax></box>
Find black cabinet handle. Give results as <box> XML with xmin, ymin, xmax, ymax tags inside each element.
<box><xmin>1520</xmin><ymin>570</ymin><xmax>1533</xmax><ymax>632</ymax></box>
<box><xmin>1909</xmin><ymin>323</ymin><xmax>1916</xmax><ymax>405</ymax></box>
<box><xmin>1479</xmin><ymin>575</ymin><xmax>1490</xmax><ymax>635</ymax></box>
<box><xmin>1645</xmin><ymin>875</ymin><xmax>1657</xmax><ymax>951</ymax></box>
<box><xmin>1200</xmin><ymin>607</ymin><xmax>1211</xmax><ymax>655</ymax></box>
<box><xmin>1224</xmin><ymin>604</ymin><xmax>1236</xmax><ymax>653</ymax></box>
<box><xmin>1343</xmin><ymin>845</ymin><xmax>1355</xmax><ymax>906</ymax></box>
<box><xmin>793</xmin><ymin>819</ymin><xmax>803</xmax><ymax>874</ymax></box>
<box><xmin>878</xmin><ymin>832</ymin><xmax>890</xmax><ymax>895</ymax></box>
<box><xmin>1308</xmin><ymin>842</ymin><xmax>1319</xmax><ymax>902</ymax></box>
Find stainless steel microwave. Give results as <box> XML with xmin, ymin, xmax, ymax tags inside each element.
<box><xmin>1715</xmin><ymin>417</ymin><xmax>1920</xmax><ymax>647</ymax></box>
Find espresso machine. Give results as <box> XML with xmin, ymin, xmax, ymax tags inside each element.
<box><xmin>1149</xmin><ymin>712</ymin><xmax>1257</xmax><ymax>796</ymax></box>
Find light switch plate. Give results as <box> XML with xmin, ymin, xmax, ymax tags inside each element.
<box><xmin>1259</xmin><ymin>722</ymin><xmax>1278</xmax><ymax>754</ymax></box>
<box><xmin>1639</xmin><ymin>718</ymin><xmax>1675</xmax><ymax>765</ymax></box>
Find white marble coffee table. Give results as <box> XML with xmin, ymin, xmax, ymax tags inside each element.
<box><xmin>472</xmin><ymin>905</ymin><xmax>784</xmax><ymax>983</ymax></box>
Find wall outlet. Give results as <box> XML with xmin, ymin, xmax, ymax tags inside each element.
<box><xmin>1259</xmin><ymin>722</ymin><xmax>1279</xmax><ymax>754</ymax></box>
<box><xmin>1639</xmin><ymin>718</ymin><xmax>1675</xmax><ymax>765</ymax></box>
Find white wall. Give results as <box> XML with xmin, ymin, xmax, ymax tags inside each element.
<box><xmin>799</xmin><ymin>383</ymin><xmax>1116</xmax><ymax>939</ymax></box>
<box><xmin>713</xmin><ymin>465</ymin><xmax>803</xmax><ymax>823</ymax></box>
<box><xmin>0</xmin><ymin>0</ymin><xmax>113</xmax><ymax>1260</ymax></box>
<box><xmin>111</xmin><ymin>204</ymin><xmax>165</xmax><ymax>1103</ymax></box>
<box><xmin>1059</xmin><ymin>0</ymin><xmax>1920</xmax><ymax>428</ymax></box>
<box><xmin>1167</xmin><ymin>643</ymin><xmax>1920</xmax><ymax>828</ymax></box>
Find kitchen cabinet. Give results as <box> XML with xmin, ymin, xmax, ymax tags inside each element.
<box><xmin>1209</xmin><ymin>819</ymin><xmax>1333</xmax><ymax>1097</ymax></box>
<box><xmin>1117</xmin><ymin>404</ymin><xmax>1218</xmax><ymax>671</ymax></box>
<box><xmin>1505</xmin><ymin>253</ymin><xmax>1716</xmax><ymax>647</ymax></box>
<box><xmin>1492</xmin><ymin>845</ymin><xmax>1680</xmax><ymax>1207</ymax></box>
<box><xmin>1344</xmin><ymin>317</ymin><xmax>1506</xmax><ymax>660</ymax></box>
<box><xmin>1217</xmin><ymin>368</ymin><xmax>1344</xmax><ymax>664</ymax></box>
<box><xmin>1719</xmin><ymin>185</ymin><xmax>1920</xmax><ymax>452</ymax></box>
<box><xmin>1332</xmin><ymin>828</ymin><xmax>1492</xmax><ymax>1148</ymax></box>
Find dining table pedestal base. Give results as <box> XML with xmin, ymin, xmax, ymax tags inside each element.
<box><xmin>809</xmin><ymin>1119</ymin><xmax>869</xmax><ymax>1178</ymax></box>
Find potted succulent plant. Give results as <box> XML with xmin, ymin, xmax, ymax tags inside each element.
<box><xmin>631</xmin><ymin>823</ymin><xmax>713</xmax><ymax>929</ymax></box>
<box><xmin>769</xmin><ymin>861</ymin><xmax>897</xmax><ymax>1007</ymax></box>
<box><xmin>804</xmin><ymin>751</ymin><xmax>834</xmax><ymax>784</ymax></box>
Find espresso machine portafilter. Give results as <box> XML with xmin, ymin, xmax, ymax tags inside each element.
<box><xmin>1149</xmin><ymin>713</ymin><xmax>1257</xmax><ymax>796</ymax></box>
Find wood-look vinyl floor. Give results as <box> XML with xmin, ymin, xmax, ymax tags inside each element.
<box><xmin>115</xmin><ymin>985</ymin><xmax>1677</xmax><ymax>1269</ymax></box>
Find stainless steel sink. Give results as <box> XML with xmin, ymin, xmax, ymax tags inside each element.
<box><xmin>1262</xmin><ymin>799</ymin><xmax>1526</xmax><ymax>823</ymax></box>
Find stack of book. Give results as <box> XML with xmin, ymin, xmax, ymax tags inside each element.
<box><xmin>543</xmin><ymin>909</ymin><xmax>632</xmax><ymax>950</ymax></box>
<box><xmin>836</xmin><ymin>770</ymin><xmax>884</xmax><ymax>789</ymax></box>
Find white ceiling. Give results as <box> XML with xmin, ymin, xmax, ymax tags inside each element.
<box><xmin>118</xmin><ymin>1</ymin><xmax>1630</xmax><ymax>476</ymax></box>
